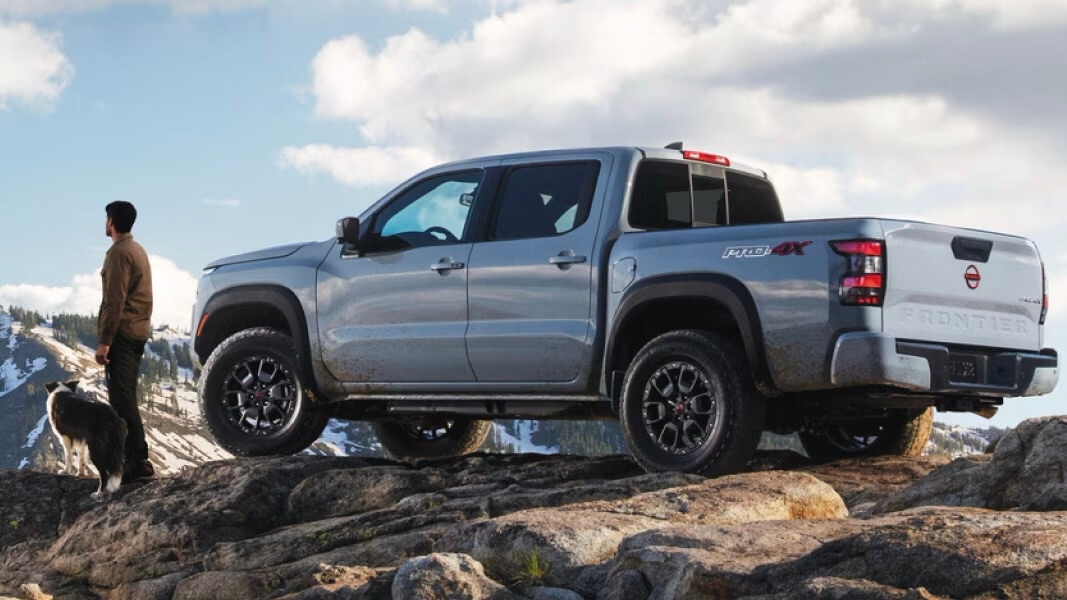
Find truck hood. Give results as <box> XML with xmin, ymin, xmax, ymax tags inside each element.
<box><xmin>204</xmin><ymin>242</ymin><xmax>309</xmax><ymax>269</ymax></box>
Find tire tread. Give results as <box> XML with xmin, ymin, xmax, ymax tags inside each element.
<box><xmin>199</xmin><ymin>327</ymin><xmax>328</xmax><ymax>457</ymax></box>
<box><xmin>619</xmin><ymin>329</ymin><xmax>764</xmax><ymax>476</ymax></box>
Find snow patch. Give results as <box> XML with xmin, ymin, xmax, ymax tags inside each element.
<box><xmin>22</xmin><ymin>413</ymin><xmax>50</xmax><ymax>449</ymax></box>
<box><xmin>307</xmin><ymin>419</ymin><xmax>381</xmax><ymax>456</ymax></box>
<box><xmin>0</xmin><ymin>355</ymin><xmax>48</xmax><ymax>396</ymax></box>
<box><xmin>491</xmin><ymin>422</ymin><xmax>557</xmax><ymax>454</ymax></box>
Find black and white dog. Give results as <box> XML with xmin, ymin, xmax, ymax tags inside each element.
<box><xmin>44</xmin><ymin>380</ymin><xmax>127</xmax><ymax>499</ymax></box>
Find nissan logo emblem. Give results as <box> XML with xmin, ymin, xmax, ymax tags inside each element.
<box><xmin>964</xmin><ymin>265</ymin><xmax>981</xmax><ymax>290</ymax></box>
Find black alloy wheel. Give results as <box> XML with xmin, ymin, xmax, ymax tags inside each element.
<box><xmin>641</xmin><ymin>360</ymin><xmax>725</xmax><ymax>456</ymax></box>
<box><xmin>200</xmin><ymin>328</ymin><xmax>328</xmax><ymax>456</ymax></box>
<box><xmin>620</xmin><ymin>330</ymin><xmax>764</xmax><ymax>476</ymax></box>
<box><xmin>221</xmin><ymin>355</ymin><xmax>298</xmax><ymax>436</ymax></box>
<box><xmin>373</xmin><ymin>418</ymin><xmax>491</xmax><ymax>460</ymax></box>
<box><xmin>799</xmin><ymin>407</ymin><xmax>934</xmax><ymax>462</ymax></box>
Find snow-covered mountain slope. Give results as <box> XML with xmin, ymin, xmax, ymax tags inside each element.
<box><xmin>0</xmin><ymin>314</ymin><xmax>231</xmax><ymax>474</ymax></box>
<box><xmin>926</xmin><ymin>422</ymin><xmax>1001</xmax><ymax>457</ymax></box>
<box><xmin>0</xmin><ymin>313</ymin><xmax>48</xmax><ymax>396</ymax></box>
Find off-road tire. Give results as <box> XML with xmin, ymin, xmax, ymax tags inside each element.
<box><xmin>199</xmin><ymin>328</ymin><xmax>328</xmax><ymax>456</ymax></box>
<box><xmin>619</xmin><ymin>330</ymin><xmax>765</xmax><ymax>476</ymax></box>
<box><xmin>799</xmin><ymin>406</ymin><xmax>934</xmax><ymax>462</ymax></box>
<box><xmin>373</xmin><ymin>419</ymin><xmax>492</xmax><ymax>460</ymax></box>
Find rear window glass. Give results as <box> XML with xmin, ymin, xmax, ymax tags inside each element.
<box><xmin>628</xmin><ymin>159</ymin><xmax>781</xmax><ymax>229</ymax></box>
<box><xmin>726</xmin><ymin>172</ymin><xmax>784</xmax><ymax>224</ymax></box>
<box><xmin>628</xmin><ymin>161</ymin><xmax>692</xmax><ymax>230</ymax></box>
<box><xmin>692</xmin><ymin>175</ymin><xmax>726</xmax><ymax>227</ymax></box>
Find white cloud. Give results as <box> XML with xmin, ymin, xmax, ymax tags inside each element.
<box><xmin>278</xmin><ymin>143</ymin><xmax>441</xmax><ymax>188</ymax></box>
<box><xmin>201</xmin><ymin>196</ymin><xmax>241</xmax><ymax>208</ymax></box>
<box><xmin>0</xmin><ymin>20</ymin><xmax>73</xmax><ymax>111</ymax></box>
<box><xmin>756</xmin><ymin>162</ymin><xmax>846</xmax><ymax>219</ymax></box>
<box><xmin>899</xmin><ymin>0</ymin><xmax>1067</xmax><ymax>32</ymax></box>
<box><xmin>288</xmin><ymin>0</ymin><xmax>1067</xmax><ymax>234</ymax></box>
<box><xmin>0</xmin><ymin>255</ymin><xmax>197</xmax><ymax>332</ymax></box>
<box><xmin>385</xmin><ymin>0</ymin><xmax>447</xmax><ymax>13</ymax></box>
<box><xmin>300</xmin><ymin>0</ymin><xmax>917</xmax><ymax>144</ymax></box>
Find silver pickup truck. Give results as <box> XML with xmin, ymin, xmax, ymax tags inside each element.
<box><xmin>190</xmin><ymin>144</ymin><xmax>1059</xmax><ymax>475</ymax></box>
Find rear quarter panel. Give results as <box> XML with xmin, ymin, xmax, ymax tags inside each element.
<box><xmin>608</xmin><ymin>218</ymin><xmax>885</xmax><ymax>391</ymax></box>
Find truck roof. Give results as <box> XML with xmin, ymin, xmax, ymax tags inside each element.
<box><xmin>434</xmin><ymin>145</ymin><xmax>770</xmax><ymax>180</ymax></box>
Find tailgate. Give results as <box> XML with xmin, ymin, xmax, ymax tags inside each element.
<box><xmin>881</xmin><ymin>221</ymin><xmax>1044</xmax><ymax>351</ymax></box>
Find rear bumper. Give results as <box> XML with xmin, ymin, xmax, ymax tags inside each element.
<box><xmin>830</xmin><ymin>332</ymin><xmax>1059</xmax><ymax>397</ymax></box>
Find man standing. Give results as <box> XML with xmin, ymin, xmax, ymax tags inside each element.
<box><xmin>95</xmin><ymin>200</ymin><xmax>154</xmax><ymax>482</ymax></box>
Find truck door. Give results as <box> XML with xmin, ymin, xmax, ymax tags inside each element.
<box><xmin>316</xmin><ymin>170</ymin><xmax>484</xmax><ymax>383</ymax></box>
<box><xmin>465</xmin><ymin>158</ymin><xmax>608</xmax><ymax>384</ymax></box>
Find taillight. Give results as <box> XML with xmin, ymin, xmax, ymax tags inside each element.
<box><xmin>831</xmin><ymin>239</ymin><xmax>884</xmax><ymax>306</ymax></box>
<box><xmin>681</xmin><ymin>150</ymin><xmax>731</xmax><ymax>167</ymax></box>
<box><xmin>1041</xmin><ymin>262</ymin><xmax>1048</xmax><ymax>325</ymax></box>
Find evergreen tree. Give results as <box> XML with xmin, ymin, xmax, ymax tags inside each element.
<box><xmin>52</xmin><ymin>313</ymin><xmax>98</xmax><ymax>348</ymax></box>
<box><xmin>8</xmin><ymin>306</ymin><xmax>44</xmax><ymax>329</ymax></box>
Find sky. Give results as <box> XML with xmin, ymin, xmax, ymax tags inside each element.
<box><xmin>0</xmin><ymin>0</ymin><xmax>1065</xmax><ymax>426</ymax></box>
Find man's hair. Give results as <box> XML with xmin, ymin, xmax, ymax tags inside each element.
<box><xmin>105</xmin><ymin>201</ymin><xmax>137</xmax><ymax>234</ymax></box>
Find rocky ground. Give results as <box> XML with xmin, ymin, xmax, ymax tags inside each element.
<box><xmin>2</xmin><ymin>416</ymin><xmax>1066</xmax><ymax>600</ymax></box>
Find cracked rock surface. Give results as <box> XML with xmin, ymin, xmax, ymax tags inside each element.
<box><xmin>2</xmin><ymin>416</ymin><xmax>1066</xmax><ymax>599</ymax></box>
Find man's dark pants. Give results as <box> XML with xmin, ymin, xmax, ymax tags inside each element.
<box><xmin>106</xmin><ymin>333</ymin><xmax>149</xmax><ymax>466</ymax></box>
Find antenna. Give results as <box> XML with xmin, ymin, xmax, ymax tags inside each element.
<box><xmin>664</xmin><ymin>141</ymin><xmax>683</xmax><ymax>150</ymax></box>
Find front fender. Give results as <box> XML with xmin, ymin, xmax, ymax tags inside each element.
<box><xmin>195</xmin><ymin>284</ymin><xmax>338</xmax><ymax>401</ymax></box>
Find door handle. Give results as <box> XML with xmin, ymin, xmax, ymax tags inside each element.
<box><xmin>549</xmin><ymin>254</ymin><xmax>587</xmax><ymax>265</ymax></box>
<box><xmin>430</xmin><ymin>261</ymin><xmax>465</xmax><ymax>272</ymax></box>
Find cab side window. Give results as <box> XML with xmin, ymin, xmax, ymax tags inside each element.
<box><xmin>491</xmin><ymin>161</ymin><xmax>601</xmax><ymax>240</ymax></box>
<box><xmin>367</xmin><ymin>170</ymin><xmax>482</xmax><ymax>251</ymax></box>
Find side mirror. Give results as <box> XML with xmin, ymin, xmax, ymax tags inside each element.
<box><xmin>335</xmin><ymin>217</ymin><xmax>361</xmax><ymax>251</ymax></box>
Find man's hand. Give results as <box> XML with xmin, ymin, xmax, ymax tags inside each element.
<box><xmin>95</xmin><ymin>344</ymin><xmax>110</xmax><ymax>365</ymax></box>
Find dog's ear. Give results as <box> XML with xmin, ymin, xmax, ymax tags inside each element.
<box><xmin>66</xmin><ymin>380</ymin><xmax>80</xmax><ymax>392</ymax></box>
<box><xmin>45</xmin><ymin>381</ymin><xmax>60</xmax><ymax>394</ymax></box>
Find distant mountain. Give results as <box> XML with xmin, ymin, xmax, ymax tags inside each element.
<box><xmin>926</xmin><ymin>422</ymin><xmax>1002</xmax><ymax>457</ymax></box>
<box><xmin>1</xmin><ymin>307</ymin><xmax>1000</xmax><ymax>474</ymax></box>
<box><xmin>0</xmin><ymin>310</ymin><xmax>232</xmax><ymax>473</ymax></box>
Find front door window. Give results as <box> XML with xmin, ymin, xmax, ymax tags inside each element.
<box><xmin>367</xmin><ymin>170</ymin><xmax>481</xmax><ymax>251</ymax></box>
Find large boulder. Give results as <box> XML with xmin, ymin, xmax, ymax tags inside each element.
<box><xmin>802</xmin><ymin>455</ymin><xmax>950</xmax><ymax>512</ymax></box>
<box><xmin>438</xmin><ymin>471</ymin><xmax>847</xmax><ymax>588</ymax></box>
<box><xmin>752</xmin><ymin>507</ymin><xmax>1067</xmax><ymax>598</ymax></box>
<box><xmin>391</xmin><ymin>553</ymin><xmax>520</xmax><ymax>600</ymax></box>
<box><xmin>603</xmin><ymin>507</ymin><xmax>1067</xmax><ymax>598</ymax></box>
<box><xmin>600</xmin><ymin>517</ymin><xmax>867</xmax><ymax>598</ymax></box>
<box><xmin>871</xmin><ymin>416</ymin><xmax>1067</xmax><ymax>514</ymax></box>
